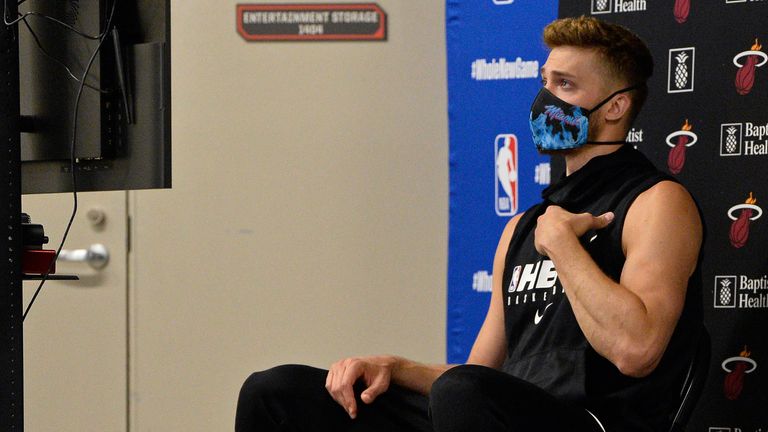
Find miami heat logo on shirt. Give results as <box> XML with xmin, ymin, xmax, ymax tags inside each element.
<box><xmin>506</xmin><ymin>259</ymin><xmax>562</xmax><ymax>324</ymax></box>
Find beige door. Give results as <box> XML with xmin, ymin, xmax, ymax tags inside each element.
<box><xmin>22</xmin><ymin>191</ymin><xmax>128</xmax><ymax>432</ymax></box>
<box><xmin>126</xmin><ymin>1</ymin><xmax>447</xmax><ymax>431</ymax></box>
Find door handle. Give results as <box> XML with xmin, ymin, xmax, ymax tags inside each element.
<box><xmin>58</xmin><ymin>244</ymin><xmax>110</xmax><ymax>270</ymax></box>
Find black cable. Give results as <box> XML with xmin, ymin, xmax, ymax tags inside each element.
<box><xmin>5</xmin><ymin>0</ymin><xmax>107</xmax><ymax>40</ymax></box>
<box><xmin>23</xmin><ymin>0</ymin><xmax>118</xmax><ymax>322</ymax></box>
<box><xmin>20</xmin><ymin>16</ymin><xmax>112</xmax><ymax>94</ymax></box>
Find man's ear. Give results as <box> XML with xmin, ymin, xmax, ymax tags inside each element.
<box><xmin>603</xmin><ymin>93</ymin><xmax>632</xmax><ymax>122</ymax></box>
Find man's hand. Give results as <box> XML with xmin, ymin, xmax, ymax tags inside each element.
<box><xmin>534</xmin><ymin>205</ymin><xmax>614</xmax><ymax>257</ymax></box>
<box><xmin>325</xmin><ymin>355</ymin><xmax>397</xmax><ymax>419</ymax></box>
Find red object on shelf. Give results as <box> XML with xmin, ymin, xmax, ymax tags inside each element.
<box><xmin>22</xmin><ymin>249</ymin><xmax>56</xmax><ymax>275</ymax></box>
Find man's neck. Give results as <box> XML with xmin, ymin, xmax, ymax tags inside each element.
<box><xmin>565</xmin><ymin>123</ymin><xmax>628</xmax><ymax>175</ymax></box>
<box><xmin>564</xmin><ymin>144</ymin><xmax>625</xmax><ymax>176</ymax></box>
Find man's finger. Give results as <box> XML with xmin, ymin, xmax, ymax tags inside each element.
<box><xmin>593</xmin><ymin>212</ymin><xmax>615</xmax><ymax>229</ymax></box>
<box><xmin>331</xmin><ymin>365</ymin><xmax>349</xmax><ymax>413</ymax></box>
<box><xmin>340</xmin><ymin>363</ymin><xmax>361</xmax><ymax>418</ymax></box>
<box><xmin>325</xmin><ymin>368</ymin><xmax>333</xmax><ymax>392</ymax></box>
<box><xmin>361</xmin><ymin>374</ymin><xmax>389</xmax><ymax>405</ymax></box>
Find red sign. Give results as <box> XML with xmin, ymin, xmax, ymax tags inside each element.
<box><xmin>237</xmin><ymin>3</ymin><xmax>387</xmax><ymax>42</ymax></box>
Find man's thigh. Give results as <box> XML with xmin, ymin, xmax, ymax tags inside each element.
<box><xmin>236</xmin><ymin>364</ymin><xmax>432</xmax><ymax>432</ymax></box>
<box><xmin>429</xmin><ymin>365</ymin><xmax>604</xmax><ymax>432</ymax></box>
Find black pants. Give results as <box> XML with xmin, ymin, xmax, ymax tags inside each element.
<box><xmin>235</xmin><ymin>364</ymin><xmax>605</xmax><ymax>432</ymax></box>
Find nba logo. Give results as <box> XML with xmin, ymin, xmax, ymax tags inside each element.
<box><xmin>495</xmin><ymin>134</ymin><xmax>518</xmax><ymax>216</ymax></box>
<box><xmin>508</xmin><ymin>265</ymin><xmax>521</xmax><ymax>293</ymax></box>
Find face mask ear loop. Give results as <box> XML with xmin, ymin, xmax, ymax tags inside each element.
<box><xmin>585</xmin><ymin>139</ymin><xmax>627</xmax><ymax>145</ymax></box>
<box><xmin>584</xmin><ymin>83</ymin><xmax>646</xmax><ymax>146</ymax></box>
<box><xmin>587</xmin><ymin>83</ymin><xmax>646</xmax><ymax>115</ymax></box>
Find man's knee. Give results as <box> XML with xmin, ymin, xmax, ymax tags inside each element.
<box><xmin>240</xmin><ymin>364</ymin><xmax>326</xmax><ymax>405</ymax></box>
<box><xmin>236</xmin><ymin>364</ymin><xmax>320</xmax><ymax>431</ymax></box>
<box><xmin>430</xmin><ymin>365</ymin><xmax>487</xmax><ymax>401</ymax></box>
<box><xmin>240</xmin><ymin>365</ymin><xmax>293</xmax><ymax>402</ymax></box>
<box><xmin>429</xmin><ymin>365</ymin><xmax>490</xmax><ymax>429</ymax></box>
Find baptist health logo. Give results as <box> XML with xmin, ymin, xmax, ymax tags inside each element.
<box><xmin>669</xmin><ymin>48</ymin><xmax>695</xmax><ymax>93</ymax></box>
<box><xmin>496</xmin><ymin>134</ymin><xmax>518</xmax><ymax>216</ymax></box>
<box><xmin>721</xmin><ymin>122</ymin><xmax>768</xmax><ymax>156</ymax></box>
<box><xmin>714</xmin><ymin>275</ymin><xmax>768</xmax><ymax>309</ymax></box>
<box><xmin>591</xmin><ymin>0</ymin><xmax>647</xmax><ymax>14</ymax></box>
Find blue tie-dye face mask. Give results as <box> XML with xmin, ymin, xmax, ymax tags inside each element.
<box><xmin>529</xmin><ymin>84</ymin><xmax>643</xmax><ymax>151</ymax></box>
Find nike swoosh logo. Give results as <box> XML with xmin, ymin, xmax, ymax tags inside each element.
<box><xmin>534</xmin><ymin>302</ymin><xmax>554</xmax><ymax>325</ymax></box>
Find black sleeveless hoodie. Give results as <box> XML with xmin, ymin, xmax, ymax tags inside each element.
<box><xmin>500</xmin><ymin>145</ymin><xmax>703</xmax><ymax>432</ymax></box>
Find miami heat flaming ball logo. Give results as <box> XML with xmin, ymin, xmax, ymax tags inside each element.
<box><xmin>674</xmin><ymin>0</ymin><xmax>690</xmax><ymax>24</ymax></box>
<box><xmin>722</xmin><ymin>346</ymin><xmax>757</xmax><ymax>400</ymax></box>
<box><xmin>666</xmin><ymin>119</ymin><xmax>697</xmax><ymax>174</ymax></box>
<box><xmin>734</xmin><ymin>39</ymin><xmax>767</xmax><ymax>95</ymax></box>
<box><xmin>728</xmin><ymin>192</ymin><xmax>762</xmax><ymax>248</ymax></box>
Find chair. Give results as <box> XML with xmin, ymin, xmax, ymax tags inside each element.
<box><xmin>668</xmin><ymin>325</ymin><xmax>711</xmax><ymax>432</ymax></box>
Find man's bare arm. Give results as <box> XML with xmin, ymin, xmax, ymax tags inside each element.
<box><xmin>534</xmin><ymin>181</ymin><xmax>702</xmax><ymax>377</ymax></box>
<box><xmin>466</xmin><ymin>213</ymin><xmax>522</xmax><ymax>367</ymax></box>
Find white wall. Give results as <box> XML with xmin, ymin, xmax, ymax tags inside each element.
<box><xmin>129</xmin><ymin>1</ymin><xmax>448</xmax><ymax>430</ymax></box>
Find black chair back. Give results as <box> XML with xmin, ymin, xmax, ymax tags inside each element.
<box><xmin>668</xmin><ymin>325</ymin><xmax>711</xmax><ymax>432</ymax></box>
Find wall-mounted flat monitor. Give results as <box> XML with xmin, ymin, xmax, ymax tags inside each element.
<box><xmin>19</xmin><ymin>0</ymin><xmax>171</xmax><ymax>194</ymax></box>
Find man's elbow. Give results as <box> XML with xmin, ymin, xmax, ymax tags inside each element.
<box><xmin>614</xmin><ymin>348</ymin><xmax>662</xmax><ymax>378</ymax></box>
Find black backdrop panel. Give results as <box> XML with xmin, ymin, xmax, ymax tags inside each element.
<box><xmin>557</xmin><ymin>2</ymin><xmax>768</xmax><ymax>430</ymax></box>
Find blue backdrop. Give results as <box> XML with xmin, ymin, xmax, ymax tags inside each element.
<box><xmin>445</xmin><ymin>0</ymin><xmax>558</xmax><ymax>363</ymax></box>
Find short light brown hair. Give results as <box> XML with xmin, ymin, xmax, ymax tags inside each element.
<box><xmin>543</xmin><ymin>16</ymin><xmax>653</xmax><ymax>124</ymax></box>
